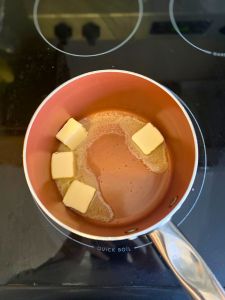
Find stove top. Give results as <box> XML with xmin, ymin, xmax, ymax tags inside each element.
<box><xmin>1</xmin><ymin>1</ymin><xmax>225</xmax><ymax>299</ymax></box>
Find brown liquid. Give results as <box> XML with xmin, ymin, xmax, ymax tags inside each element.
<box><xmin>56</xmin><ymin>110</ymin><xmax>171</xmax><ymax>225</ymax></box>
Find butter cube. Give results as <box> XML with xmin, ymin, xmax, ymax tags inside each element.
<box><xmin>132</xmin><ymin>123</ymin><xmax>164</xmax><ymax>155</ymax></box>
<box><xmin>56</xmin><ymin>118</ymin><xmax>88</xmax><ymax>150</ymax></box>
<box><xmin>51</xmin><ymin>152</ymin><xmax>75</xmax><ymax>179</ymax></box>
<box><xmin>63</xmin><ymin>180</ymin><xmax>96</xmax><ymax>214</ymax></box>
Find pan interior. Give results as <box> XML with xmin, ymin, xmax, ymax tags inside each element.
<box><xmin>55</xmin><ymin>110</ymin><xmax>173</xmax><ymax>226</ymax></box>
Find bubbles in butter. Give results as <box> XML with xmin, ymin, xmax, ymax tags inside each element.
<box><xmin>86</xmin><ymin>111</ymin><xmax>168</xmax><ymax>173</ymax></box>
<box><xmin>55</xmin><ymin>111</ymin><xmax>169</xmax><ymax>223</ymax></box>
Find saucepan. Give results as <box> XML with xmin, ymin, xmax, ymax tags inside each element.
<box><xmin>23</xmin><ymin>70</ymin><xmax>225</xmax><ymax>299</ymax></box>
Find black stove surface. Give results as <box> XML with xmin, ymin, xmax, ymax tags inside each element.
<box><xmin>1</xmin><ymin>1</ymin><xmax>225</xmax><ymax>299</ymax></box>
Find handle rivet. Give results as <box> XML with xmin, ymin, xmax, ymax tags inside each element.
<box><xmin>125</xmin><ymin>228</ymin><xmax>138</xmax><ymax>234</ymax></box>
<box><xmin>169</xmin><ymin>196</ymin><xmax>178</xmax><ymax>207</ymax></box>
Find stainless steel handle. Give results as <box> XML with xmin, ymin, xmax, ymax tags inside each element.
<box><xmin>149</xmin><ymin>221</ymin><xmax>225</xmax><ymax>300</ymax></box>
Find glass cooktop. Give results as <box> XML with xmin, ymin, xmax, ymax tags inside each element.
<box><xmin>0</xmin><ymin>1</ymin><xmax>225</xmax><ymax>299</ymax></box>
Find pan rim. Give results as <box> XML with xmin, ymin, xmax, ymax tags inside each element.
<box><xmin>23</xmin><ymin>69</ymin><xmax>199</xmax><ymax>241</ymax></box>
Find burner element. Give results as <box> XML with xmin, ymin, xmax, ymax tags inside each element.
<box><xmin>169</xmin><ymin>0</ymin><xmax>225</xmax><ymax>57</ymax></box>
<box><xmin>33</xmin><ymin>0</ymin><xmax>143</xmax><ymax>57</ymax></box>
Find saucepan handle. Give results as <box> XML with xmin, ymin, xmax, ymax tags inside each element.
<box><xmin>149</xmin><ymin>221</ymin><xmax>225</xmax><ymax>300</ymax></box>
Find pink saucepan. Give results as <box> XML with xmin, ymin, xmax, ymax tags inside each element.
<box><xmin>23</xmin><ymin>70</ymin><xmax>225</xmax><ymax>299</ymax></box>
